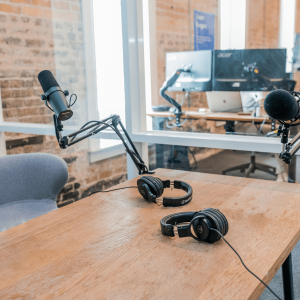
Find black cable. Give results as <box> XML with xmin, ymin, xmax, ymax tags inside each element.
<box><xmin>89</xmin><ymin>186</ymin><xmax>138</xmax><ymax>196</ymax></box>
<box><xmin>210</xmin><ymin>228</ymin><xmax>282</xmax><ymax>300</ymax></box>
<box><xmin>69</xmin><ymin>94</ymin><xmax>77</xmax><ymax>107</ymax></box>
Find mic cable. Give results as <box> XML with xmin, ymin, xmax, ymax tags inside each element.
<box><xmin>89</xmin><ymin>186</ymin><xmax>138</xmax><ymax>196</ymax></box>
<box><xmin>210</xmin><ymin>228</ymin><xmax>282</xmax><ymax>300</ymax></box>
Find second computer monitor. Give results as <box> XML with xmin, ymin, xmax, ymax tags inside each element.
<box><xmin>213</xmin><ymin>49</ymin><xmax>287</xmax><ymax>91</ymax></box>
<box><xmin>166</xmin><ymin>50</ymin><xmax>212</xmax><ymax>92</ymax></box>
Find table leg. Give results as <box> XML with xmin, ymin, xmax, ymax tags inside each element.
<box><xmin>288</xmin><ymin>126</ymin><xmax>298</xmax><ymax>183</ymax></box>
<box><xmin>282</xmin><ymin>253</ymin><xmax>294</xmax><ymax>300</ymax></box>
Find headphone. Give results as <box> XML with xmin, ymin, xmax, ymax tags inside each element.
<box><xmin>137</xmin><ymin>176</ymin><xmax>193</xmax><ymax>207</ymax></box>
<box><xmin>160</xmin><ymin>208</ymin><xmax>228</xmax><ymax>243</ymax></box>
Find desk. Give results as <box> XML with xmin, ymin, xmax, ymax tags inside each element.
<box><xmin>0</xmin><ymin>169</ymin><xmax>299</xmax><ymax>299</ymax></box>
<box><xmin>148</xmin><ymin>109</ymin><xmax>270</xmax><ymax>123</ymax></box>
<box><xmin>149</xmin><ymin>109</ymin><xmax>276</xmax><ymax>175</ymax></box>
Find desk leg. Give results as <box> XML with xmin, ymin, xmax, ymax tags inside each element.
<box><xmin>282</xmin><ymin>253</ymin><xmax>294</xmax><ymax>300</ymax></box>
<box><xmin>224</xmin><ymin>121</ymin><xmax>235</xmax><ymax>133</ymax></box>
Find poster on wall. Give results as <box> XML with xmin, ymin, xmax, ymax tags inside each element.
<box><xmin>194</xmin><ymin>10</ymin><xmax>215</xmax><ymax>51</ymax></box>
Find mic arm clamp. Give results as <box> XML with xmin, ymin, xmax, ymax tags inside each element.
<box><xmin>278</xmin><ymin>124</ymin><xmax>300</xmax><ymax>164</ymax></box>
<box><xmin>53</xmin><ymin>114</ymin><xmax>154</xmax><ymax>175</ymax></box>
<box><xmin>159</xmin><ymin>65</ymin><xmax>191</xmax><ymax>127</ymax></box>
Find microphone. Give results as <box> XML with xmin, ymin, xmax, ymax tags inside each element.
<box><xmin>38</xmin><ymin>70</ymin><xmax>73</xmax><ymax>121</ymax></box>
<box><xmin>264</xmin><ymin>89</ymin><xmax>299</xmax><ymax>121</ymax></box>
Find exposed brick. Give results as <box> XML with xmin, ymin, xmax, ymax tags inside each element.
<box><xmin>32</xmin><ymin>0</ymin><xmax>51</xmax><ymax>8</ymax></box>
<box><xmin>6</xmin><ymin>135</ymin><xmax>44</xmax><ymax>150</ymax></box>
<box><xmin>0</xmin><ymin>80</ymin><xmax>9</xmax><ymax>88</ymax></box>
<box><xmin>25</xmin><ymin>39</ymin><xmax>45</xmax><ymax>47</ymax></box>
<box><xmin>60</xmin><ymin>184</ymin><xmax>73</xmax><ymax>194</ymax></box>
<box><xmin>10</xmin><ymin>79</ymin><xmax>21</xmax><ymax>88</ymax></box>
<box><xmin>63</xmin><ymin>191</ymin><xmax>79</xmax><ymax>201</ymax></box>
<box><xmin>68</xmin><ymin>176</ymin><xmax>75</xmax><ymax>183</ymax></box>
<box><xmin>54</xmin><ymin>1</ymin><xmax>70</xmax><ymax>10</ymax></box>
<box><xmin>22</xmin><ymin>5</ymin><xmax>51</xmax><ymax>18</ymax></box>
<box><xmin>3</xmin><ymin>37</ymin><xmax>21</xmax><ymax>45</ymax></box>
<box><xmin>10</xmin><ymin>0</ymin><xmax>31</xmax><ymax>4</ymax></box>
<box><xmin>0</xmin><ymin>14</ymin><xmax>7</xmax><ymax>22</ymax></box>
<box><xmin>0</xmin><ymin>3</ymin><xmax>21</xmax><ymax>14</ymax></box>
<box><xmin>57</xmin><ymin>199</ymin><xmax>73</xmax><ymax>207</ymax></box>
<box><xmin>64</xmin><ymin>156</ymin><xmax>77</xmax><ymax>164</ymax></box>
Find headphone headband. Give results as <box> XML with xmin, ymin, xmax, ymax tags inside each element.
<box><xmin>137</xmin><ymin>176</ymin><xmax>193</xmax><ymax>207</ymax></box>
<box><xmin>161</xmin><ymin>180</ymin><xmax>192</xmax><ymax>207</ymax></box>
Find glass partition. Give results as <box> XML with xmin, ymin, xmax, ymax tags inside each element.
<box><xmin>140</xmin><ymin>0</ymin><xmax>299</xmax><ymax>145</ymax></box>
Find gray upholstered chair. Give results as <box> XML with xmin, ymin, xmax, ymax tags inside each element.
<box><xmin>0</xmin><ymin>153</ymin><xmax>68</xmax><ymax>233</ymax></box>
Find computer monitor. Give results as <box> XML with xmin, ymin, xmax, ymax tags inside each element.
<box><xmin>213</xmin><ymin>49</ymin><xmax>287</xmax><ymax>91</ymax></box>
<box><xmin>165</xmin><ymin>50</ymin><xmax>212</xmax><ymax>92</ymax></box>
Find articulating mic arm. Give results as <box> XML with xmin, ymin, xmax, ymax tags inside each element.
<box><xmin>159</xmin><ymin>65</ymin><xmax>191</xmax><ymax>127</ymax></box>
<box><xmin>277</xmin><ymin>124</ymin><xmax>300</xmax><ymax>164</ymax></box>
<box><xmin>53</xmin><ymin>114</ymin><xmax>153</xmax><ymax>175</ymax></box>
<box><xmin>243</xmin><ymin>65</ymin><xmax>275</xmax><ymax>90</ymax></box>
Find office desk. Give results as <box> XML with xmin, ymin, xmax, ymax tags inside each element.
<box><xmin>148</xmin><ymin>109</ymin><xmax>270</xmax><ymax>123</ymax></box>
<box><xmin>0</xmin><ymin>169</ymin><xmax>299</xmax><ymax>299</ymax></box>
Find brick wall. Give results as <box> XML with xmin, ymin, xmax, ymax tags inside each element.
<box><xmin>246</xmin><ymin>0</ymin><xmax>280</xmax><ymax>49</ymax></box>
<box><xmin>0</xmin><ymin>0</ymin><xmax>127</xmax><ymax>207</ymax></box>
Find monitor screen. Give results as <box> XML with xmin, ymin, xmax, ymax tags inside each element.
<box><xmin>213</xmin><ymin>49</ymin><xmax>287</xmax><ymax>91</ymax></box>
<box><xmin>165</xmin><ymin>50</ymin><xmax>212</xmax><ymax>92</ymax></box>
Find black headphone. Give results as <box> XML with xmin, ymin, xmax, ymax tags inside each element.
<box><xmin>137</xmin><ymin>176</ymin><xmax>193</xmax><ymax>207</ymax></box>
<box><xmin>160</xmin><ymin>208</ymin><xmax>228</xmax><ymax>243</ymax></box>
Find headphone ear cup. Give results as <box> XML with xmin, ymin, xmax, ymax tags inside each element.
<box><xmin>137</xmin><ymin>176</ymin><xmax>163</xmax><ymax>203</ymax></box>
<box><xmin>150</xmin><ymin>177</ymin><xmax>164</xmax><ymax>198</ymax></box>
<box><xmin>199</xmin><ymin>209</ymin><xmax>223</xmax><ymax>244</ymax></box>
<box><xmin>137</xmin><ymin>182</ymin><xmax>157</xmax><ymax>203</ymax></box>
<box><xmin>210</xmin><ymin>208</ymin><xmax>229</xmax><ymax>236</ymax></box>
<box><xmin>204</xmin><ymin>208</ymin><xmax>224</xmax><ymax>235</ymax></box>
<box><xmin>192</xmin><ymin>212</ymin><xmax>212</xmax><ymax>241</ymax></box>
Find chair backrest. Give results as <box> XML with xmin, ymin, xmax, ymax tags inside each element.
<box><xmin>0</xmin><ymin>153</ymin><xmax>68</xmax><ymax>232</ymax></box>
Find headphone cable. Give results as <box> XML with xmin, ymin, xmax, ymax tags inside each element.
<box><xmin>89</xmin><ymin>186</ymin><xmax>138</xmax><ymax>196</ymax></box>
<box><xmin>211</xmin><ymin>228</ymin><xmax>282</xmax><ymax>300</ymax></box>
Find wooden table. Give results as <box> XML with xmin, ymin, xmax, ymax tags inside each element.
<box><xmin>1</xmin><ymin>169</ymin><xmax>300</xmax><ymax>299</ymax></box>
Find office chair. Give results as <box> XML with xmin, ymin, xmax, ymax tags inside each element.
<box><xmin>0</xmin><ymin>153</ymin><xmax>68</xmax><ymax>233</ymax></box>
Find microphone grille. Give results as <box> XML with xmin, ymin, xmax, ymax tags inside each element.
<box><xmin>38</xmin><ymin>70</ymin><xmax>60</xmax><ymax>93</ymax></box>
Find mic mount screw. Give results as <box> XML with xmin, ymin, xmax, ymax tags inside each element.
<box><xmin>64</xmin><ymin>90</ymin><xmax>69</xmax><ymax>97</ymax></box>
<box><xmin>40</xmin><ymin>94</ymin><xmax>47</xmax><ymax>101</ymax></box>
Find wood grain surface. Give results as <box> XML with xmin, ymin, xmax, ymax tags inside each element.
<box><xmin>1</xmin><ymin>169</ymin><xmax>300</xmax><ymax>300</ymax></box>
<box><xmin>148</xmin><ymin>110</ymin><xmax>270</xmax><ymax>122</ymax></box>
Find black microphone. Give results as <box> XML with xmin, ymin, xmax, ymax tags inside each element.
<box><xmin>264</xmin><ymin>89</ymin><xmax>299</xmax><ymax>121</ymax></box>
<box><xmin>38</xmin><ymin>70</ymin><xmax>73</xmax><ymax>121</ymax></box>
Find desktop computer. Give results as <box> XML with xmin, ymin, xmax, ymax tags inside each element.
<box><xmin>213</xmin><ymin>48</ymin><xmax>287</xmax><ymax>91</ymax></box>
<box><xmin>165</xmin><ymin>50</ymin><xmax>213</xmax><ymax>92</ymax></box>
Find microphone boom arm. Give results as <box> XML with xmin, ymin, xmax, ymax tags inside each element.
<box><xmin>278</xmin><ymin>124</ymin><xmax>300</xmax><ymax>164</ymax></box>
<box><xmin>159</xmin><ymin>65</ymin><xmax>191</xmax><ymax>127</ymax></box>
<box><xmin>53</xmin><ymin>114</ymin><xmax>153</xmax><ymax>175</ymax></box>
